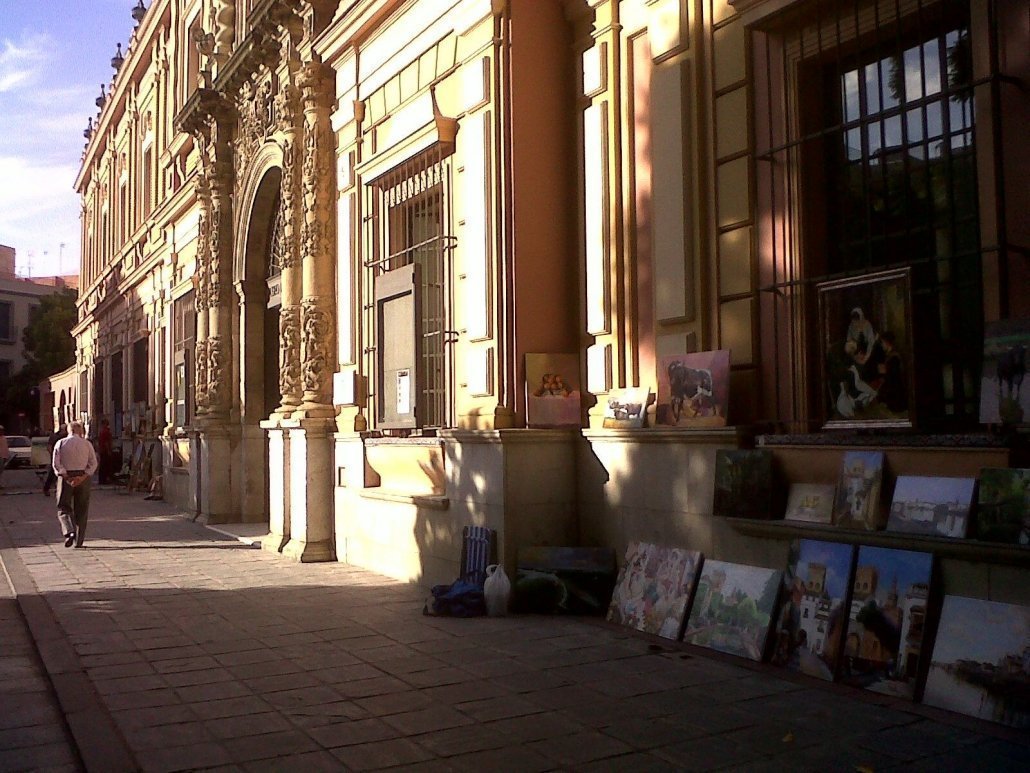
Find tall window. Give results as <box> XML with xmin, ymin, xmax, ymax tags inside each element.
<box><xmin>755</xmin><ymin>0</ymin><xmax>986</xmax><ymax>429</ymax></box>
<box><xmin>142</xmin><ymin>145</ymin><xmax>153</xmax><ymax>218</ymax></box>
<box><xmin>367</xmin><ymin>149</ymin><xmax>455</xmax><ymax>430</ymax></box>
<box><xmin>0</xmin><ymin>301</ymin><xmax>12</xmax><ymax>342</ymax></box>
<box><xmin>173</xmin><ymin>291</ymin><xmax>195</xmax><ymax>427</ymax></box>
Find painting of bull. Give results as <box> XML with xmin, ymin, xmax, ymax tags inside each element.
<box><xmin>658</xmin><ymin>350</ymin><xmax>730</xmax><ymax>427</ymax></box>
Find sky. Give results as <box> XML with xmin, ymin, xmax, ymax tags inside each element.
<box><xmin>0</xmin><ymin>1</ymin><xmax>135</xmax><ymax>278</ymax></box>
<box><xmin>931</xmin><ymin>596</ymin><xmax>1029</xmax><ymax>665</ymax></box>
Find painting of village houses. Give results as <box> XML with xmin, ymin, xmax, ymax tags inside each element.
<box><xmin>840</xmin><ymin>546</ymin><xmax>933</xmax><ymax>699</ymax></box>
<box><xmin>606</xmin><ymin>543</ymin><xmax>703</xmax><ymax>640</ymax></box>
<box><xmin>923</xmin><ymin>596</ymin><xmax>1030</xmax><ymax>728</ymax></box>
<box><xmin>771</xmin><ymin>540</ymin><xmax>855</xmax><ymax>681</ymax></box>
<box><xmin>886</xmin><ymin>476</ymin><xmax>976</xmax><ymax>538</ymax></box>
<box><xmin>832</xmin><ymin>451</ymin><xmax>886</xmax><ymax>530</ymax></box>
<box><xmin>976</xmin><ymin>468</ymin><xmax>1030</xmax><ymax>544</ymax></box>
<box><xmin>683</xmin><ymin>560</ymin><xmax>781</xmax><ymax>661</ymax></box>
<box><xmin>713</xmin><ymin>450</ymin><xmax>775</xmax><ymax>518</ymax></box>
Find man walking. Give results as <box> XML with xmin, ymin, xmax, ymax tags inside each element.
<box><xmin>53</xmin><ymin>421</ymin><xmax>98</xmax><ymax>548</ymax></box>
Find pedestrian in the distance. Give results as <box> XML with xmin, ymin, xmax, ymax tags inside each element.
<box><xmin>53</xmin><ymin>421</ymin><xmax>98</xmax><ymax>548</ymax></box>
<box><xmin>42</xmin><ymin>424</ymin><xmax>66</xmax><ymax>497</ymax></box>
<box><xmin>0</xmin><ymin>427</ymin><xmax>9</xmax><ymax>490</ymax></box>
<box><xmin>97</xmin><ymin>418</ymin><xmax>113</xmax><ymax>485</ymax></box>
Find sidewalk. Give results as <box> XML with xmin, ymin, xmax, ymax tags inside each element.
<box><xmin>1</xmin><ymin>473</ymin><xmax>1026</xmax><ymax>772</ymax></box>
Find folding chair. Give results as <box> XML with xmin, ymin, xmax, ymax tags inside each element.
<box><xmin>459</xmin><ymin>525</ymin><xmax>497</xmax><ymax>588</ymax></box>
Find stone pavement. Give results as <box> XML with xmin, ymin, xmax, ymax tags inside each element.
<box><xmin>0</xmin><ymin>467</ymin><xmax>1026</xmax><ymax>773</ymax></box>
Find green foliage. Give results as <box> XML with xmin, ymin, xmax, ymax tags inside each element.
<box><xmin>0</xmin><ymin>289</ymin><xmax>77</xmax><ymax>429</ymax></box>
<box><xmin>21</xmin><ymin>289</ymin><xmax>77</xmax><ymax>382</ymax></box>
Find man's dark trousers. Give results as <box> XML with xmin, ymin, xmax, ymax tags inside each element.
<box><xmin>57</xmin><ymin>472</ymin><xmax>91</xmax><ymax>547</ymax></box>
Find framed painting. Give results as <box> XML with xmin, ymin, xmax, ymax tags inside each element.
<box><xmin>602</xmin><ymin>386</ymin><xmax>650</xmax><ymax>428</ymax></box>
<box><xmin>784</xmin><ymin>483</ymin><xmax>836</xmax><ymax>524</ymax></box>
<box><xmin>817</xmin><ymin>268</ymin><xmax>914</xmax><ymax>429</ymax></box>
<box><xmin>770</xmin><ymin>539</ymin><xmax>855</xmax><ymax>680</ymax></box>
<box><xmin>839</xmin><ymin>546</ymin><xmax>933</xmax><ymax>699</ymax></box>
<box><xmin>923</xmin><ymin>595</ymin><xmax>1030</xmax><ymax>728</ymax></box>
<box><xmin>979</xmin><ymin>319</ymin><xmax>1030</xmax><ymax>426</ymax></box>
<box><xmin>886</xmin><ymin>476</ymin><xmax>976</xmax><ymax>539</ymax></box>
<box><xmin>975</xmin><ymin>468</ymin><xmax>1030</xmax><ymax>544</ymax></box>
<box><xmin>713</xmin><ymin>449</ymin><xmax>775</xmax><ymax>519</ymax></box>
<box><xmin>683</xmin><ymin>560</ymin><xmax>782</xmax><ymax>661</ymax></box>
<box><xmin>605</xmin><ymin>543</ymin><xmax>703</xmax><ymax>640</ymax></box>
<box><xmin>832</xmin><ymin>451</ymin><xmax>885</xmax><ymax>530</ymax></box>
<box><xmin>656</xmin><ymin>350</ymin><xmax>730</xmax><ymax>428</ymax></box>
<box><xmin>525</xmin><ymin>353</ymin><xmax>582</xmax><ymax>428</ymax></box>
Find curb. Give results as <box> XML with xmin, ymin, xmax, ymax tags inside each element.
<box><xmin>0</xmin><ymin>528</ymin><xmax>139</xmax><ymax>773</ymax></box>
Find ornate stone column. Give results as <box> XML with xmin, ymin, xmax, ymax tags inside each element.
<box><xmin>279</xmin><ymin>59</ymin><xmax>336</xmax><ymax>564</ymax></box>
<box><xmin>195</xmin><ymin>111</ymin><xmax>239</xmax><ymax>524</ymax></box>
<box><xmin>275</xmin><ymin>79</ymin><xmax>303</xmax><ymax>416</ymax></box>
<box><xmin>193</xmin><ymin>167</ymin><xmax>212</xmax><ymax>418</ymax></box>
<box><xmin>297</xmin><ymin>60</ymin><xmax>336</xmax><ymax>418</ymax></box>
<box><xmin>203</xmin><ymin>130</ymin><xmax>235</xmax><ymax>425</ymax></box>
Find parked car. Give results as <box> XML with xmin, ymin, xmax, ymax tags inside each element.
<box><xmin>4</xmin><ymin>435</ymin><xmax>32</xmax><ymax>467</ymax></box>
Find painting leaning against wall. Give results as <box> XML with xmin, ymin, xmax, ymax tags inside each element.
<box><xmin>683</xmin><ymin>560</ymin><xmax>782</xmax><ymax>662</ymax></box>
<box><xmin>840</xmin><ymin>545</ymin><xmax>933</xmax><ymax>699</ymax></box>
<box><xmin>923</xmin><ymin>595</ymin><xmax>1029</xmax><ymax>729</ymax></box>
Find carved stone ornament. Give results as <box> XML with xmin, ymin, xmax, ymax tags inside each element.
<box><xmin>213</xmin><ymin>0</ymin><xmax>236</xmax><ymax>59</ymax></box>
<box><xmin>194</xmin><ymin>339</ymin><xmax>209</xmax><ymax>409</ymax></box>
<box><xmin>195</xmin><ymin>206</ymin><xmax>211</xmax><ymax>309</ymax></box>
<box><xmin>274</xmin><ymin>81</ymin><xmax>298</xmax><ymax>134</ymax></box>
<box><xmin>236</xmin><ymin>77</ymin><xmax>274</xmax><ymax>172</ymax></box>
<box><xmin>208</xmin><ymin>201</ymin><xmax>224</xmax><ymax>305</ymax></box>
<box><xmin>301</xmin><ymin>299</ymin><xmax>332</xmax><ymax>397</ymax></box>
<box><xmin>300</xmin><ymin>122</ymin><xmax>334</xmax><ymax>263</ymax></box>
<box><xmin>278</xmin><ymin>134</ymin><xmax>298</xmax><ymax>270</ymax></box>
<box><xmin>279</xmin><ymin>305</ymin><xmax>302</xmax><ymax>399</ymax></box>
<box><xmin>206</xmin><ymin>335</ymin><xmax>229</xmax><ymax>409</ymax></box>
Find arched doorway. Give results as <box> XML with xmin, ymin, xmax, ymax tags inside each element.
<box><xmin>235</xmin><ymin>166</ymin><xmax>283</xmax><ymax>523</ymax></box>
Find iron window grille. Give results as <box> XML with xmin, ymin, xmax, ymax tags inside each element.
<box><xmin>364</xmin><ymin>146</ymin><xmax>457</xmax><ymax>431</ymax></box>
<box><xmin>751</xmin><ymin>0</ymin><xmax>1004</xmax><ymax>432</ymax></box>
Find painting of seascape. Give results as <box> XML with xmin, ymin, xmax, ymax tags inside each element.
<box><xmin>886</xmin><ymin>476</ymin><xmax>975</xmax><ymax>538</ymax></box>
<box><xmin>923</xmin><ymin>596</ymin><xmax>1029</xmax><ymax>728</ymax></box>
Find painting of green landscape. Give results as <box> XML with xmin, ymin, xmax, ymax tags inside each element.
<box><xmin>975</xmin><ymin>468</ymin><xmax>1030</xmax><ymax>544</ymax></box>
<box><xmin>683</xmin><ymin>560</ymin><xmax>781</xmax><ymax>661</ymax></box>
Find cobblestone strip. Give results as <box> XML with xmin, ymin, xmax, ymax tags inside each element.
<box><xmin>0</xmin><ymin>523</ymin><xmax>137</xmax><ymax>773</ymax></box>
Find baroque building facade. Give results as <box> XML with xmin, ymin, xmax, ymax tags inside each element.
<box><xmin>76</xmin><ymin>0</ymin><xmax>1028</xmax><ymax>603</ymax></box>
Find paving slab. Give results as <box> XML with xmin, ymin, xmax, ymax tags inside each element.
<box><xmin>1</xmin><ymin>476</ymin><xmax>1028</xmax><ymax>772</ymax></box>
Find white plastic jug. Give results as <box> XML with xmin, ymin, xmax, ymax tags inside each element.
<box><xmin>483</xmin><ymin>564</ymin><xmax>511</xmax><ymax>616</ymax></box>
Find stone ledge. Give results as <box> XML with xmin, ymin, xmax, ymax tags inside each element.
<box><xmin>358</xmin><ymin>488</ymin><xmax>450</xmax><ymax>510</ymax></box>
<box><xmin>725</xmin><ymin>517</ymin><xmax>1030</xmax><ymax>567</ymax></box>
<box><xmin>580</xmin><ymin>426</ymin><xmax>751</xmax><ymax>444</ymax></box>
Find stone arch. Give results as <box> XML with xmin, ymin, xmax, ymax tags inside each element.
<box><xmin>234</xmin><ymin>142</ymin><xmax>283</xmax><ymax>285</ymax></box>
<box><xmin>231</xmin><ymin>141</ymin><xmax>284</xmax><ymax>523</ymax></box>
